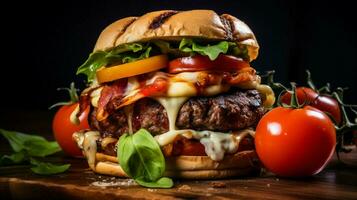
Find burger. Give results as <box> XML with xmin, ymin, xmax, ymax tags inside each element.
<box><xmin>72</xmin><ymin>10</ymin><xmax>275</xmax><ymax>185</ymax></box>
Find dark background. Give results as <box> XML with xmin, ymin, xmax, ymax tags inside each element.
<box><xmin>1</xmin><ymin>0</ymin><xmax>356</xmax><ymax>112</ymax></box>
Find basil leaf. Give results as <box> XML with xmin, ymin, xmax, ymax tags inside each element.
<box><xmin>179</xmin><ymin>38</ymin><xmax>229</xmax><ymax>60</ymax></box>
<box><xmin>117</xmin><ymin>129</ymin><xmax>173</xmax><ymax>188</ymax></box>
<box><xmin>30</xmin><ymin>158</ymin><xmax>70</xmax><ymax>175</ymax></box>
<box><xmin>0</xmin><ymin>151</ymin><xmax>26</xmax><ymax>166</ymax></box>
<box><xmin>0</xmin><ymin>129</ymin><xmax>61</xmax><ymax>157</ymax></box>
<box><xmin>25</xmin><ymin>140</ymin><xmax>62</xmax><ymax>157</ymax></box>
<box><xmin>136</xmin><ymin>177</ymin><xmax>173</xmax><ymax>188</ymax></box>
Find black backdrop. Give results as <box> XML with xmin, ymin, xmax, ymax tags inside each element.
<box><xmin>1</xmin><ymin>0</ymin><xmax>356</xmax><ymax>111</ymax></box>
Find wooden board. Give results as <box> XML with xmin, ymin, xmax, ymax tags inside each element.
<box><xmin>1</xmin><ymin>151</ymin><xmax>357</xmax><ymax>200</ymax></box>
<box><xmin>1</xmin><ymin>111</ymin><xmax>357</xmax><ymax>199</ymax></box>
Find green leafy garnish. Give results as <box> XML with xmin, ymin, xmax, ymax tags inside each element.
<box><xmin>0</xmin><ymin>129</ymin><xmax>70</xmax><ymax>175</ymax></box>
<box><xmin>76</xmin><ymin>39</ymin><xmax>250</xmax><ymax>83</ymax></box>
<box><xmin>76</xmin><ymin>43</ymin><xmax>152</xmax><ymax>82</ymax></box>
<box><xmin>0</xmin><ymin>151</ymin><xmax>26</xmax><ymax>165</ymax></box>
<box><xmin>117</xmin><ymin>129</ymin><xmax>173</xmax><ymax>188</ymax></box>
<box><xmin>30</xmin><ymin>158</ymin><xmax>71</xmax><ymax>175</ymax></box>
<box><xmin>0</xmin><ymin>129</ymin><xmax>61</xmax><ymax>157</ymax></box>
<box><xmin>179</xmin><ymin>38</ymin><xmax>229</xmax><ymax>60</ymax></box>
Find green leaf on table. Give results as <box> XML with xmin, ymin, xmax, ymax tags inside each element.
<box><xmin>25</xmin><ymin>140</ymin><xmax>61</xmax><ymax>157</ymax></box>
<box><xmin>0</xmin><ymin>129</ymin><xmax>61</xmax><ymax>157</ymax></box>
<box><xmin>30</xmin><ymin>158</ymin><xmax>70</xmax><ymax>175</ymax></box>
<box><xmin>136</xmin><ymin>177</ymin><xmax>173</xmax><ymax>188</ymax></box>
<box><xmin>0</xmin><ymin>151</ymin><xmax>26</xmax><ymax>166</ymax></box>
<box><xmin>117</xmin><ymin>129</ymin><xmax>173</xmax><ymax>188</ymax></box>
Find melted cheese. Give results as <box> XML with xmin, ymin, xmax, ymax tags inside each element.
<box><xmin>90</xmin><ymin>87</ymin><xmax>103</xmax><ymax>108</ymax></box>
<box><xmin>124</xmin><ymin>77</ymin><xmax>140</xmax><ymax>96</ymax></box>
<box><xmin>155</xmin><ymin>129</ymin><xmax>255</xmax><ymax>161</ymax></box>
<box><xmin>154</xmin><ymin>97</ymin><xmax>189</xmax><ymax>131</ymax></box>
<box><xmin>124</xmin><ymin>104</ymin><xmax>134</xmax><ymax>134</ymax></box>
<box><xmin>101</xmin><ymin>137</ymin><xmax>118</xmax><ymax>149</ymax></box>
<box><xmin>167</xmin><ymin>82</ymin><xmax>197</xmax><ymax>97</ymax></box>
<box><xmin>256</xmin><ymin>84</ymin><xmax>275</xmax><ymax>108</ymax></box>
<box><xmin>153</xmin><ymin>96</ymin><xmax>255</xmax><ymax>161</ymax></box>
<box><xmin>203</xmin><ymin>85</ymin><xmax>230</xmax><ymax>96</ymax></box>
<box><xmin>73</xmin><ymin>131</ymin><xmax>100</xmax><ymax>170</ymax></box>
<box><xmin>69</xmin><ymin>104</ymin><xmax>80</xmax><ymax>125</ymax></box>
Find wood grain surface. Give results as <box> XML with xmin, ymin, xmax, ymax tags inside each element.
<box><xmin>0</xmin><ymin>110</ymin><xmax>357</xmax><ymax>199</ymax></box>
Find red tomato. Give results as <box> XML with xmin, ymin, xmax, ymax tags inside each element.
<box><xmin>168</xmin><ymin>55</ymin><xmax>250</xmax><ymax>73</ymax></box>
<box><xmin>255</xmin><ymin>106</ymin><xmax>336</xmax><ymax>177</ymax></box>
<box><xmin>281</xmin><ymin>87</ymin><xmax>341</xmax><ymax>124</ymax></box>
<box><xmin>52</xmin><ymin>103</ymin><xmax>90</xmax><ymax>157</ymax></box>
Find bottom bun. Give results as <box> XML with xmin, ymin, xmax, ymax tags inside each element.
<box><xmin>93</xmin><ymin>150</ymin><xmax>260</xmax><ymax>179</ymax></box>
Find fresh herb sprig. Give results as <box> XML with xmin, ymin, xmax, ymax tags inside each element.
<box><xmin>117</xmin><ymin>129</ymin><xmax>173</xmax><ymax>188</ymax></box>
<box><xmin>0</xmin><ymin>129</ymin><xmax>70</xmax><ymax>175</ymax></box>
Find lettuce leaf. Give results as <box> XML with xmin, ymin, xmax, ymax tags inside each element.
<box><xmin>178</xmin><ymin>38</ymin><xmax>229</xmax><ymax>60</ymax></box>
<box><xmin>76</xmin><ymin>39</ymin><xmax>250</xmax><ymax>83</ymax></box>
<box><xmin>76</xmin><ymin>43</ymin><xmax>152</xmax><ymax>82</ymax></box>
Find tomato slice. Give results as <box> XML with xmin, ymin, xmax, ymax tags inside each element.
<box><xmin>96</xmin><ymin>55</ymin><xmax>168</xmax><ymax>83</ymax></box>
<box><xmin>168</xmin><ymin>55</ymin><xmax>250</xmax><ymax>73</ymax></box>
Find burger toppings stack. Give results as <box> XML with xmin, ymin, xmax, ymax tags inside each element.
<box><xmin>72</xmin><ymin>10</ymin><xmax>275</xmax><ymax>188</ymax></box>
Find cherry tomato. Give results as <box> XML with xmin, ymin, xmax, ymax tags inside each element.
<box><xmin>168</xmin><ymin>55</ymin><xmax>250</xmax><ymax>73</ymax></box>
<box><xmin>52</xmin><ymin>103</ymin><xmax>90</xmax><ymax>157</ymax></box>
<box><xmin>255</xmin><ymin>106</ymin><xmax>336</xmax><ymax>177</ymax></box>
<box><xmin>281</xmin><ymin>87</ymin><xmax>341</xmax><ymax>124</ymax></box>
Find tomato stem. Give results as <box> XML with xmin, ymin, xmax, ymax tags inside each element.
<box><xmin>289</xmin><ymin>82</ymin><xmax>301</xmax><ymax>109</ymax></box>
<box><xmin>306</xmin><ymin>70</ymin><xmax>317</xmax><ymax>91</ymax></box>
<box><xmin>265</xmin><ymin>71</ymin><xmax>289</xmax><ymax>91</ymax></box>
<box><xmin>57</xmin><ymin>82</ymin><xmax>79</xmax><ymax>103</ymax></box>
<box><xmin>49</xmin><ymin>82</ymin><xmax>79</xmax><ymax>109</ymax></box>
<box><xmin>332</xmin><ymin>88</ymin><xmax>357</xmax><ymax>155</ymax></box>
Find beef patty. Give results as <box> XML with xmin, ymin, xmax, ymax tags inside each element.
<box><xmin>90</xmin><ymin>89</ymin><xmax>265</xmax><ymax>138</ymax></box>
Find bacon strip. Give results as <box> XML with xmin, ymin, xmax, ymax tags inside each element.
<box><xmin>76</xmin><ymin>86</ymin><xmax>100</xmax><ymax>119</ymax></box>
<box><xmin>91</xmin><ymin>68</ymin><xmax>257</xmax><ymax>121</ymax></box>
<box><xmin>96</xmin><ymin>79</ymin><xmax>127</xmax><ymax>121</ymax></box>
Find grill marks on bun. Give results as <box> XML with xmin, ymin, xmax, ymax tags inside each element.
<box><xmin>93</xmin><ymin>10</ymin><xmax>259</xmax><ymax>61</ymax></box>
<box><xmin>94</xmin><ymin>17</ymin><xmax>138</xmax><ymax>51</ymax></box>
<box><xmin>149</xmin><ymin>11</ymin><xmax>179</xmax><ymax>29</ymax></box>
<box><xmin>112</xmin><ymin>17</ymin><xmax>138</xmax><ymax>47</ymax></box>
<box><xmin>219</xmin><ymin>16</ymin><xmax>233</xmax><ymax>40</ymax></box>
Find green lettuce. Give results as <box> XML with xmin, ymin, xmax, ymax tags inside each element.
<box><xmin>76</xmin><ymin>43</ymin><xmax>152</xmax><ymax>82</ymax></box>
<box><xmin>76</xmin><ymin>39</ymin><xmax>250</xmax><ymax>83</ymax></box>
<box><xmin>178</xmin><ymin>38</ymin><xmax>229</xmax><ymax>60</ymax></box>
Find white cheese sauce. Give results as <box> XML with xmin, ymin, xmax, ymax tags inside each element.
<box><xmin>73</xmin><ymin>131</ymin><xmax>100</xmax><ymax>170</ymax></box>
<box><xmin>155</xmin><ymin>129</ymin><xmax>254</xmax><ymax>161</ymax></box>
<box><xmin>152</xmin><ymin>96</ymin><xmax>255</xmax><ymax>161</ymax></box>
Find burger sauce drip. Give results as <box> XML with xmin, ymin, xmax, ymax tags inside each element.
<box><xmin>76</xmin><ymin>90</ymin><xmax>93</xmax><ymax>119</ymax></box>
<box><xmin>124</xmin><ymin>104</ymin><xmax>134</xmax><ymax>134</ymax></box>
